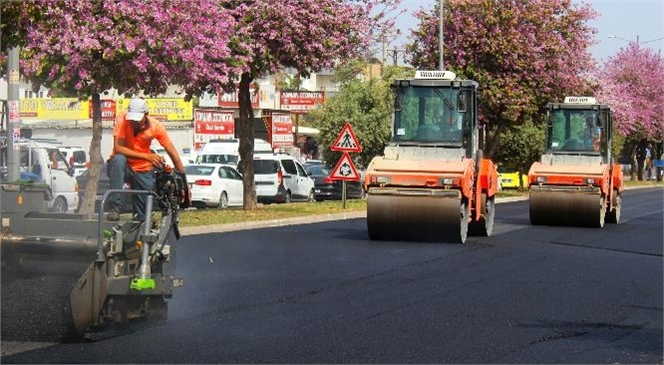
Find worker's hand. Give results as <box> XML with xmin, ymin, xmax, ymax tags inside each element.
<box><xmin>146</xmin><ymin>153</ymin><xmax>165</xmax><ymax>168</ymax></box>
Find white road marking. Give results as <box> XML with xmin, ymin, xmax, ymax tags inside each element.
<box><xmin>1</xmin><ymin>341</ymin><xmax>57</xmax><ymax>357</ymax></box>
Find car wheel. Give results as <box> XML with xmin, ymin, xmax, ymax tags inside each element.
<box><xmin>52</xmin><ymin>196</ymin><xmax>68</xmax><ymax>213</ymax></box>
<box><xmin>218</xmin><ymin>191</ymin><xmax>229</xmax><ymax>209</ymax></box>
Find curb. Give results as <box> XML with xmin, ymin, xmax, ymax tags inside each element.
<box><xmin>179</xmin><ymin>185</ymin><xmax>663</xmax><ymax>237</ymax></box>
<box><xmin>179</xmin><ymin>195</ymin><xmax>529</xmax><ymax>237</ymax></box>
<box><xmin>180</xmin><ymin>211</ymin><xmax>367</xmax><ymax>236</ymax></box>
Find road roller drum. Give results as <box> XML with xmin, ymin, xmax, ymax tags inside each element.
<box><xmin>529</xmin><ymin>189</ymin><xmax>605</xmax><ymax>228</ymax></box>
<box><xmin>367</xmin><ymin>193</ymin><xmax>468</xmax><ymax>243</ymax></box>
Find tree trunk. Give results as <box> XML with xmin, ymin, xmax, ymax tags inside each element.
<box><xmin>238</xmin><ymin>72</ymin><xmax>257</xmax><ymax>210</ymax></box>
<box><xmin>484</xmin><ymin>122</ymin><xmax>506</xmax><ymax>159</ymax></box>
<box><xmin>79</xmin><ymin>93</ymin><xmax>104</xmax><ymax>217</ymax></box>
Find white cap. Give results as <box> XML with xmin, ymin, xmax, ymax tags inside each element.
<box><xmin>126</xmin><ymin>98</ymin><xmax>149</xmax><ymax>121</ymax></box>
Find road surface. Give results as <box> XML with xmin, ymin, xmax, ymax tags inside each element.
<box><xmin>2</xmin><ymin>187</ymin><xmax>662</xmax><ymax>364</ymax></box>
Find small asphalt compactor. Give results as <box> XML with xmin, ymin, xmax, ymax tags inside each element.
<box><xmin>1</xmin><ymin>168</ymin><xmax>189</xmax><ymax>341</ymax></box>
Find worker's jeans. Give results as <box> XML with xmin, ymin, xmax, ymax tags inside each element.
<box><xmin>107</xmin><ymin>154</ymin><xmax>155</xmax><ymax>220</ymax></box>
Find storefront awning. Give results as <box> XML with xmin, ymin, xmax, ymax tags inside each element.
<box><xmin>292</xmin><ymin>126</ymin><xmax>319</xmax><ymax>136</ymax></box>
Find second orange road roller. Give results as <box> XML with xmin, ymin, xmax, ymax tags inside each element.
<box><xmin>363</xmin><ymin>70</ymin><xmax>498</xmax><ymax>243</ymax></box>
<box><xmin>528</xmin><ymin>96</ymin><xmax>623</xmax><ymax>227</ymax></box>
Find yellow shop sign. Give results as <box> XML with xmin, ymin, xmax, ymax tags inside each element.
<box><xmin>20</xmin><ymin>98</ymin><xmax>90</xmax><ymax>120</ymax></box>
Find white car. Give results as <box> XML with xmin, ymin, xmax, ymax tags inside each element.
<box><xmin>185</xmin><ymin>164</ymin><xmax>243</xmax><ymax>208</ymax></box>
<box><xmin>248</xmin><ymin>154</ymin><xmax>315</xmax><ymax>204</ymax></box>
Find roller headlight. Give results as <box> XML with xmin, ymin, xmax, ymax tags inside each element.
<box><xmin>373</xmin><ymin>176</ymin><xmax>390</xmax><ymax>184</ymax></box>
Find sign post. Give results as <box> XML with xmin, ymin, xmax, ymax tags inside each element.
<box><xmin>330</xmin><ymin>123</ymin><xmax>362</xmax><ymax>209</ymax></box>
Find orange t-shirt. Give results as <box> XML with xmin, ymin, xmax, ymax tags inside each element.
<box><xmin>113</xmin><ymin>110</ymin><xmax>171</xmax><ymax>172</ymax></box>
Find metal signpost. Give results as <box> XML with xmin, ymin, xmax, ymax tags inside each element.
<box><xmin>329</xmin><ymin>122</ymin><xmax>362</xmax><ymax>209</ymax></box>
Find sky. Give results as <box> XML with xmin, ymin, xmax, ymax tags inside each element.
<box><xmin>381</xmin><ymin>0</ymin><xmax>664</xmax><ymax>65</ymax></box>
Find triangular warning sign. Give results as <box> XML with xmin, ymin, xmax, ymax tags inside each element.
<box><xmin>328</xmin><ymin>153</ymin><xmax>361</xmax><ymax>181</ymax></box>
<box><xmin>331</xmin><ymin>122</ymin><xmax>362</xmax><ymax>152</ymax></box>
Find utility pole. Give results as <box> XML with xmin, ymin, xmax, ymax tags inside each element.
<box><xmin>439</xmin><ymin>0</ymin><xmax>444</xmax><ymax>70</ymax></box>
<box><xmin>381</xmin><ymin>33</ymin><xmax>387</xmax><ymax>66</ymax></box>
<box><xmin>379</xmin><ymin>29</ymin><xmax>400</xmax><ymax>67</ymax></box>
<box><xmin>391</xmin><ymin>48</ymin><xmax>398</xmax><ymax>65</ymax></box>
<box><xmin>7</xmin><ymin>46</ymin><xmax>20</xmax><ymax>181</ymax></box>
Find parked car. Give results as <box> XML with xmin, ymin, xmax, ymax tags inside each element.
<box><xmin>497</xmin><ymin>166</ymin><xmax>528</xmax><ymax>189</ymax></box>
<box><xmin>196</xmin><ymin>138</ymin><xmax>273</xmax><ymax>166</ymax></box>
<box><xmin>243</xmin><ymin>154</ymin><xmax>314</xmax><ymax>204</ymax></box>
<box><xmin>306</xmin><ymin>163</ymin><xmax>365</xmax><ymax>201</ymax></box>
<box><xmin>185</xmin><ymin>164</ymin><xmax>243</xmax><ymax>208</ymax></box>
<box><xmin>76</xmin><ymin>163</ymin><xmax>133</xmax><ymax>213</ymax></box>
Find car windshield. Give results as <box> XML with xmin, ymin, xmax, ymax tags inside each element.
<box><xmin>199</xmin><ymin>154</ymin><xmax>239</xmax><ymax>165</ymax></box>
<box><xmin>185</xmin><ymin>165</ymin><xmax>215</xmax><ymax>176</ymax></box>
<box><xmin>307</xmin><ymin>164</ymin><xmax>331</xmax><ymax>175</ymax></box>
<box><xmin>72</xmin><ymin>151</ymin><xmax>86</xmax><ymax>164</ymax></box>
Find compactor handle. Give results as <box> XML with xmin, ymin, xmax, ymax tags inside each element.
<box><xmin>96</xmin><ymin>189</ymin><xmax>152</xmax><ymax>262</ymax></box>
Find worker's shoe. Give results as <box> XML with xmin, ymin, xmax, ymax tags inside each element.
<box><xmin>107</xmin><ymin>208</ymin><xmax>121</xmax><ymax>222</ymax></box>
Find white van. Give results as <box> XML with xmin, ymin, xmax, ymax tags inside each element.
<box><xmin>197</xmin><ymin>138</ymin><xmax>273</xmax><ymax>165</ymax></box>
<box><xmin>15</xmin><ymin>140</ymin><xmax>79</xmax><ymax>213</ymax></box>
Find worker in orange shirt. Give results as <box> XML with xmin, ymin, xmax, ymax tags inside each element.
<box><xmin>107</xmin><ymin>98</ymin><xmax>185</xmax><ymax>221</ymax></box>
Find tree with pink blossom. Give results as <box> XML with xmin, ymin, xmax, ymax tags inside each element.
<box><xmin>596</xmin><ymin>43</ymin><xmax>664</xmax><ymax>181</ymax></box>
<box><xmin>225</xmin><ymin>0</ymin><xmax>400</xmax><ymax>209</ymax></box>
<box><xmin>405</xmin><ymin>0</ymin><xmax>597</xmax><ymax>158</ymax></box>
<box><xmin>3</xmin><ymin>0</ymin><xmax>243</xmax><ymax>214</ymax></box>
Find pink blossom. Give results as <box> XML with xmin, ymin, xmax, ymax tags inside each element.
<box><xmin>596</xmin><ymin>43</ymin><xmax>664</xmax><ymax>140</ymax></box>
